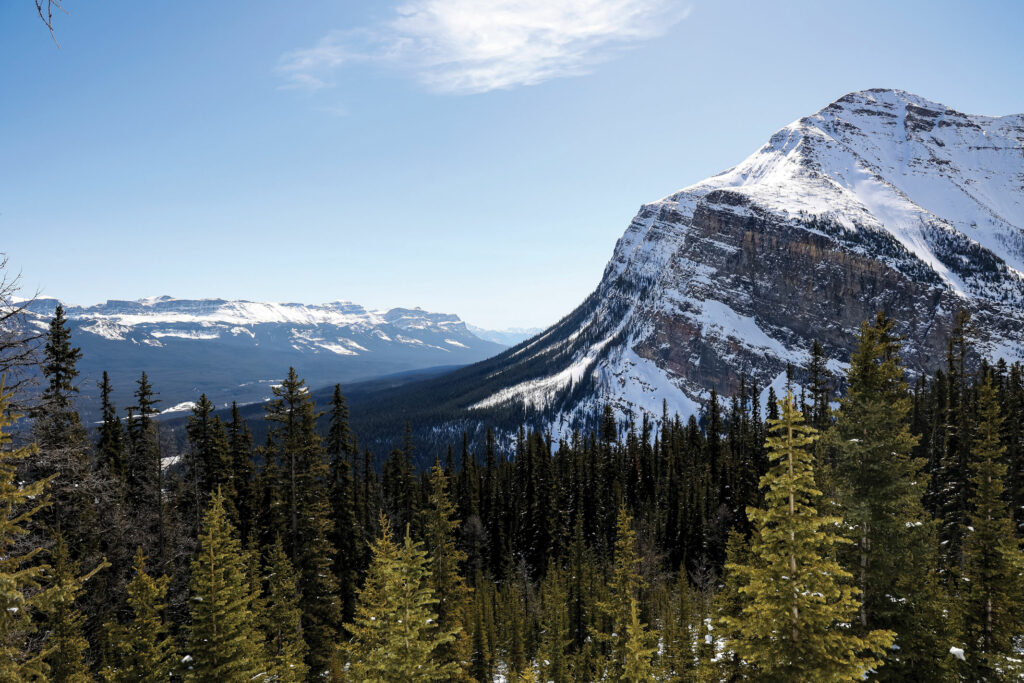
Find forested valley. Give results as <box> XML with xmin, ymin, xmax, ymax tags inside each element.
<box><xmin>3</xmin><ymin>300</ymin><xmax>1024</xmax><ymax>681</ymax></box>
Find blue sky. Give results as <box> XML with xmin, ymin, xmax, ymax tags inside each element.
<box><xmin>2</xmin><ymin>0</ymin><xmax>1022</xmax><ymax>328</ymax></box>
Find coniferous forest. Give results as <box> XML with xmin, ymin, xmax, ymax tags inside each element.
<box><xmin>3</xmin><ymin>300</ymin><xmax>1024</xmax><ymax>681</ymax></box>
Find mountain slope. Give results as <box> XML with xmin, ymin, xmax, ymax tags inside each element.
<box><xmin>23</xmin><ymin>296</ymin><xmax>507</xmax><ymax>419</ymax></box>
<box><xmin>349</xmin><ymin>89</ymin><xmax>1024</xmax><ymax>450</ymax></box>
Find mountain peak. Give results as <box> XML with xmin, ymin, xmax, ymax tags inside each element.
<box><xmin>444</xmin><ymin>90</ymin><xmax>1024</xmax><ymax>439</ymax></box>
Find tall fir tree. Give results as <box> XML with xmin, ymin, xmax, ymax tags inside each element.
<box><xmin>260</xmin><ymin>538</ymin><xmax>309</xmax><ymax>683</ymax></box>
<box><xmin>185</xmin><ymin>489</ymin><xmax>267</xmax><ymax>682</ymax></box>
<box><xmin>831</xmin><ymin>313</ymin><xmax>951</xmax><ymax>680</ymax></box>
<box><xmin>265</xmin><ymin>367</ymin><xmax>341</xmax><ymax>674</ymax></box>
<box><xmin>96</xmin><ymin>371</ymin><xmax>125</xmax><ymax>480</ymax></box>
<box><xmin>101</xmin><ymin>549</ymin><xmax>177</xmax><ymax>683</ymax></box>
<box><xmin>45</xmin><ymin>533</ymin><xmax>105</xmax><ymax>682</ymax></box>
<box><xmin>32</xmin><ymin>305</ymin><xmax>96</xmax><ymax>557</ymax></box>
<box><xmin>337</xmin><ymin>515</ymin><xmax>457</xmax><ymax>682</ymax></box>
<box><xmin>961</xmin><ymin>375</ymin><xmax>1024</xmax><ymax>679</ymax></box>
<box><xmin>0</xmin><ymin>379</ymin><xmax>55</xmax><ymax>679</ymax></box>
<box><xmin>422</xmin><ymin>460</ymin><xmax>472</xmax><ymax>680</ymax></box>
<box><xmin>722</xmin><ymin>393</ymin><xmax>894</xmax><ymax>681</ymax></box>
<box><xmin>126</xmin><ymin>371</ymin><xmax>164</xmax><ymax>568</ymax></box>
<box><xmin>328</xmin><ymin>384</ymin><xmax>362</xmax><ymax>625</ymax></box>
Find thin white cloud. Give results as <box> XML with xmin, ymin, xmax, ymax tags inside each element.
<box><xmin>277</xmin><ymin>0</ymin><xmax>691</xmax><ymax>95</ymax></box>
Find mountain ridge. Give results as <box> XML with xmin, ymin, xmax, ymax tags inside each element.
<box><xmin>342</xmin><ymin>88</ymin><xmax>1024</xmax><ymax>452</ymax></box>
<box><xmin>21</xmin><ymin>295</ymin><xmax>519</xmax><ymax>419</ymax></box>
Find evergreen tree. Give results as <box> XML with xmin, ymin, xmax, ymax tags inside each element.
<box><xmin>32</xmin><ymin>305</ymin><xmax>95</xmax><ymax>554</ymax></box>
<box><xmin>537</xmin><ymin>560</ymin><xmax>570</xmax><ymax>683</ymax></box>
<box><xmin>338</xmin><ymin>515</ymin><xmax>457</xmax><ymax>681</ymax></box>
<box><xmin>723</xmin><ymin>393</ymin><xmax>894</xmax><ymax>681</ymax></box>
<box><xmin>96</xmin><ymin>371</ymin><xmax>125</xmax><ymax>479</ymax></box>
<box><xmin>265</xmin><ymin>367</ymin><xmax>341</xmax><ymax>674</ymax></box>
<box><xmin>422</xmin><ymin>460</ymin><xmax>471</xmax><ymax>680</ymax></box>
<box><xmin>261</xmin><ymin>538</ymin><xmax>309</xmax><ymax>683</ymax></box>
<box><xmin>597</xmin><ymin>505</ymin><xmax>645</xmax><ymax>678</ymax></box>
<box><xmin>185</xmin><ymin>394</ymin><xmax>233</xmax><ymax>531</ymax></box>
<box><xmin>46</xmin><ymin>533</ymin><xmax>103</xmax><ymax>682</ymax></box>
<box><xmin>961</xmin><ymin>375</ymin><xmax>1024</xmax><ymax>679</ymax></box>
<box><xmin>126</xmin><ymin>371</ymin><xmax>164</xmax><ymax>567</ymax></box>
<box><xmin>621</xmin><ymin>597</ymin><xmax>657</xmax><ymax>682</ymax></box>
<box><xmin>328</xmin><ymin>384</ymin><xmax>361</xmax><ymax>624</ymax></box>
<box><xmin>226</xmin><ymin>402</ymin><xmax>256</xmax><ymax>544</ymax></box>
<box><xmin>102</xmin><ymin>549</ymin><xmax>177</xmax><ymax>683</ymax></box>
<box><xmin>185</xmin><ymin>489</ymin><xmax>267</xmax><ymax>682</ymax></box>
<box><xmin>0</xmin><ymin>379</ymin><xmax>54</xmax><ymax>680</ymax></box>
<box><xmin>832</xmin><ymin>314</ymin><xmax>950</xmax><ymax>679</ymax></box>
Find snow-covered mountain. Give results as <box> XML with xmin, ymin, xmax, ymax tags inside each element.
<box><xmin>22</xmin><ymin>296</ymin><xmax>507</xmax><ymax>418</ymax></box>
<box><xmin>466</xmin><ymin>324</ymin><xmax>544</xmax><ymax>347</ymax></box>
<box><xmin>389</xmin><ymin>89</ymin><xmax>1024</xmax><ymax>440</ymax></box>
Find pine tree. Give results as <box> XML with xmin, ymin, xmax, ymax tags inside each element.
<box><xmin>46</xmin><ymin>533</ymin><xmax>103</xmax><ymax>682</ymax></box>
<box><xmin>0</xmin><ymin>379</ymin><xmax>59</xmax><ymax>679</ymax></box>
<box><xmin>328</xmin><ymin>384</ymin><xmax>361</xmax><ymax>624</ymax></box>
<box><xmin>266</xmin><ymin>367</ymin><xmax>341</xmax><ymax>674</ymax></box>
<box><xmin>96</xmin><ymin>371</ymin><xmax>125</xmax><ymax>480</ymax></box>
<box><xmin>185</xmin><ymin>394</ymin><xmax>233</xmax><ymax>531</ymax></box>
<box><xmin>261</xmin><ymin>538</ymin><xmax>309</xmax><ymax>683</ymax></box>
<box><xmin>961</xmin><ymin>375</ymin><xmax>1024</xmax><ymax>679</ymax></box>
<box><xmin>126</xmin><ymin>371</ymin><xmax>164</xmax><ymax>567</ymax></box>
<box><xmin>621</xmin><ymin>597</ymin><xmax>657</xmax><ymax>682</ymax></box>
<box><xmin>102</xmin><ymin>549</ymin><xmax>177</xmax><ymax>683</ymax></box>
<box><xmin>226</xmin><ymin>402</ymin><xmax>256</xmax><ymax>544</ymax></box>
<box><xmin>598</xmin><ymin>505</ymin><xmax>645</xmax><ymax>678</ymax></box>
<box><xmin>422</xmin><ymin>460</ymin><xmax>471</xmax><ymax>680</ymax></box>
<box><xmin>185</xmin><ymin>489</ymin><xmax>267</xmax><ymax>681</ymax></box>
<box><xmin>537</xmin><ymin>560</ymin><xmax>571</xmax><ymax>683</ymax></box>
<box><xmin>32</xmin><ymin>305</ymin><xmax>95</xmax><ymax>554</ymax></box>
<box><xmin>832</xmin><ymin>313</ymin><xmax>950</xmax><ymax>680</ymax></box>
<box><xmin>722</xmin><ymin>392</ymin><xmax>894</xmax><ymax>681</ymax></box>
<box><xmin>338</xmin><ymin>515</ymin><xmax>457</xmax><ymax>681</ymax></box>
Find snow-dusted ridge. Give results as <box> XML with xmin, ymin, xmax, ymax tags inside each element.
<box><xmin>463</xmin><ymin>89</ymin><xmax>1024</xmax><ymax>435</ymax></box>
<box><xmin>22</xmin><ymin>295</ymin><xmax>515</xmax><ymax>420</ymax></box>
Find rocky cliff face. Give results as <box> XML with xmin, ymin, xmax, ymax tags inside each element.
<box><xmin>464</xmin><ymin>89</ymin><xmax>1024</xmax><ymax>434</ymax></box>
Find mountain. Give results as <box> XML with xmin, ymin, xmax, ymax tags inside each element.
<box><xmin>342</xmin><ymin>89</ymin><xmax>1024</xmax><ymax>452</ymax></box>
<box><xmin>22</xmin><ymin>296</ymin><xmax>507</xmax><ymax>419</ymax></box>
<box><xmin>465</xmin><ymin>324</ymin><xmax>545</xmax><ymax>346</ymax></box>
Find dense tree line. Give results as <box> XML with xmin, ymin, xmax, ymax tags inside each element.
<box><xmin>2</xmin><ymin>305</ymin><xmax>1023</xmax><ymax>680</ymax></box>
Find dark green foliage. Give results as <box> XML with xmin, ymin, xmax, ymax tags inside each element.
<box><xmin>186</xmin><ymin>489</ymin><xmax>266</xmax><ymax>681</ymax></box>
<box><xmin>102</xmin><ymin>550</ymin><xmax>177</xmax><ymax>683</ymax></box>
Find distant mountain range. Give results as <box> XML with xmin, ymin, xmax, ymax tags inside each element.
<box><xmin>465</xmin><ymin>324</ymin><xmax>544</xmax><ymax>346</ymax></box>
<box><xmin>333</xmin><ymin>88</ymin><xmax>1024</xmax><ymax>457</ymax></box>
<box><xmin>22</xmin><ymin>296</ymin><xmax>528</xmax><ymax>419</ymax></box>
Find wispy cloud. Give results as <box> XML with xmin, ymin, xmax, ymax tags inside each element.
<box><xmin>277</xmin><ymin>0</ymin><xmax>690</xmax><ymax>95</ymax></box>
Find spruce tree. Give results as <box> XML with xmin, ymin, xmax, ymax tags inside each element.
<box><xmin>597</xmin><ymin>505</ymin><xmax>645</xmax><ymax>678</ymax></box>
<box><xmin>723</xmin><ymin>392</ymin><xmax>894</xmax><ymax>681</ymax></box>
<box><xmin>832</xmin><ymin>314</ymin><xmax>950</xmax><ymax>679</ymax></box>
<box><xmin>328</xmin><ymin>384</ymin><xmax>361</xmax><ymax>624</ymax></box>
<box><xmin>265</xmin><ymin>367</ymin><xmax>341</xmax><ymax>673</ymax></box>
<box><xmin>338</xmin><ymin>515</ymin><xmax>457</xmax><ymax>681</ymax></box>
<box><xmin>261</xmin><ymin>538</ymin><xmax>309</xmax><ymax>683</ymax></box>
<box><xmin>97</xmin><ymin>371</ymin><xmax>125</xmax><ymax>480</ymax></box>
<box><xmin>102</xmin><ymin>549</ymin><xmax>177</xmax><ymax>683</ymax></box>
<box><xmin>32</xmin><ymin>305</ymin><xmax>95</xmax><ymax>554</ymax></box>
<box><xmin>422</xmin><ymin>460</ymin><xmax>471</xmax><ymax>680</ymax></box>
<box><xmin>0</xmin><ymin>379</ymin><xmax>56</xmax><ymax>679</ymax></box>
<box><xmin>185</xmin><ymin>394</ymin><xmax>233</xmax><ymax>531</ymax></box>
<box><xmin>185</xmin><ymin>489</ymin><xmax>267</xmax><ymax>681</ymax></box>
<box><xmin>961</xmin><ymin>375</ymin><xmax>1024</xmax><ymax>679</ymax></box>
<box><xmin>46</xmin><ymin>533</ymin><xmax>102</xmax><ymax>682</ymax></box>
<box><xmin>621</xmin><ymin>597</ymin><xmax>657</xmax><ymax>682</ymax></box>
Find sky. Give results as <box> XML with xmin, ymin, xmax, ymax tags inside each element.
<box><xmin>2</xmin><ymin>0</ymin><xmax>1022</xmax><ymax>329</ymax></box>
